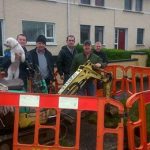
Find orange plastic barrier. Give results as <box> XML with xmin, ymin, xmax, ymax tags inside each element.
<box><xmin>53</xmin><ymin>65</ymin><xmax>150</xmax><ymax>97</ymax></box>
<box><xmin>0</xmin><ymin>92</ymin><xmax>124</xmax><ymax>150</ymax></box>
<box><xmin>105</xmin><ymin>65</ymin><xmax>125</xmax><ymax>96</ymax></box>
<box><xmin>126</xmin><ymin>90</ymin><xmax>150</xmax><ymax>150</ymax></box>
<box><xmin>125</xmin><ymin>66</ymin><xmax>150</xmax><ymax>95</ymax></box>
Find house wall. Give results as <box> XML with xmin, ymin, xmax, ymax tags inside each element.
<box><xmin>0</xmin><ymin>0</ymin><xmax>150</xmax><ymax>55</ymax></box>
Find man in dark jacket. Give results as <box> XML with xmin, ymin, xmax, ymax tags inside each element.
<box><xmin>57</xmin><ymin>35</ymin><xmax>77</xmax><ymax>83</ymax></box>
<box><xmin>93</xmin><ymin>41</ymin><xmax>108</xmax><ymax>66</ymax></box>
<box><xmin>28</xmin><ymin>35</ymin><xmax>54</xmax><ymax>92</ymax></box>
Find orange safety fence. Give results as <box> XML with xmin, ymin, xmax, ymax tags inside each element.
<box><xmin>126</xmin><ymin>90</ymin><xmax>150</xmax><ymax>150</ymax></box>
<box><xmin>105</xmin><ymin>65</ymin><xmax>125</xmax><ymax>96</ymax></box>
<box><xmin>53</xmin><ymin>65</ymin><xmax>126</xmax><ymax>96</ymax></box>
<box><xmin>125</xmin><ymin>66</ymin><xmax>150</xmax><ymax>95</ymax></box>
<box><xmin>27</xmin><ymin>65</ymin><xmax>150</xmax><ymax>96</ymax></box>
<box><xmin>0</xmin><ymin>92</ymin><xmax>124</xmax><ymax>150</ymax></box>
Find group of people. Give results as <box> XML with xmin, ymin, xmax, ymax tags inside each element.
<box><xmin>1</xmin><ymin>34</ymin><xmax>108</xmax><ymax>96</ymax></box>
<box><xmin>57</xmin><ymin>35</ymin><xmax>108</xmax><ymax>96</ymax></box>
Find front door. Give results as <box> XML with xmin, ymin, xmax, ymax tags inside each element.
<box><xmin>118</xmin><ymin>29</ymin><xmax>125</xmax><ymax>50</ymax></box>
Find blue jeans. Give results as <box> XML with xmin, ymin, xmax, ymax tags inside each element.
<box><xmin>78</xmin><ymin>79</ymin><xmax>96</xmax><ymax>96</ymax></box>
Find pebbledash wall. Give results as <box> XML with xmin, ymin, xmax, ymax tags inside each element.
<box><xmin>0</xmin><ymin>0</ymin><xmax>150</xmax><ymax>56</ymax></box>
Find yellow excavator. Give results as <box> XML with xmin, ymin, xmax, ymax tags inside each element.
<box><xmin>58</xmin><ymin>60</ymin><xmax>112</xmax><ymax>98</ymax></box>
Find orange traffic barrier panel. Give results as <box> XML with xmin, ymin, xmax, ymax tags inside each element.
<box><xmin>105</xmin><ymin>65</ymin><xmax>125</xmax><ymax>96</ymax></box>
<box><xmin>126</xmin><ymin>90</ymin><xmax>150</xmax><ymax>150</ymax></box>
<box><xmin>0</xmin><ymin>92</ymin><xmax>124</xmax><ymax>150</ymax></box>
<box><xmin>125</xmin><ymin>66</ymin><xmax>150</xmax><ymax>95</ymax></box>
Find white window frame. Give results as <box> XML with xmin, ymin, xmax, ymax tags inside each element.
<box><xmin>0</xmin><ymin>20</ymin><xmax>4</xmax><ymax>56</ymax></box>
<box><xmin>22</xmin><ymin>21</ymin><xmax>56</xmax><ymax>45</ymax></box>
<box><xmin>135</xmin><ymin>0</ymin><xmax>143</xmax><ymax>12</ymax></box>
<box><xmin>95</xmin><ymin>0</ymin><xmax>104</xmax><ymax>7</ymax></box>
<box><xmin>124</xmin><ymin>0</ymin><xmax>132</xmax><ymax>10</ymax></box>
<box><xmin>80</xmin><ymin>0</ymin><xmax>91</xmax><ymax>5</ymax></box>
<box><xmin>137</xmin><ymin>28</ymin><xmax>144</xmax><ymax>45</ymax></box>
<box><xmin>95</xmin><ymin>26</ymin><xmax>104</xmax><ymax>44</ymax></box>
<box><xmin>80</xmin><ymin>25</ymin><xmax>91</xmax><ymax>44</ymax></box>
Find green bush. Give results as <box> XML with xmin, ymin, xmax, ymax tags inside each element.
<box><xmin>102</xmin><ymin>49</ymin><xmax>132</xmax><ymax>61</ymax></box>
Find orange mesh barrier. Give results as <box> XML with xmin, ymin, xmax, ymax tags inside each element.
<box><xmin>0</xmin><ymin>92</ymin><xmax>124</xmax><ymax>150</ymax></box>
<box><xmin>126</xmin><ymin>90</ymin><xmax>150</xmax><ymax>150</ymax></box>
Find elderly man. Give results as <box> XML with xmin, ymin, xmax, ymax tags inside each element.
<box><xmin>93</xmin><ymin>41</ymin><xmax>108</xmax><ymax>66</ymax></box>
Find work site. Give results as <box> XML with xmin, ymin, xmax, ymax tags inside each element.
<box><xmin>0</xmin><ymin>0</ymin><xmax>150</xmax><ymax>150</ymax></box>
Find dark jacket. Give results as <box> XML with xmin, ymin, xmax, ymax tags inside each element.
<box><xmin>57</xmin><ymin>46</ymin><xmax>77</xmax><ymax>76</ymax></box>
<box><xmin>28</xmin><ymin>48</ymin><xmax>54</xmax><ymax>81</ymax></box>
<box><xmin>71</xmin><ymin>52</ymin><xmax>102</xmax><ymax>73</ymax></box>
<box><xmin>93</xmin><ymin>50</ymin><xmax>108</xmax><ymax>64</ymax></box>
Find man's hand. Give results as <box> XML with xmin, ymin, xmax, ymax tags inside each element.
<box><xmin>94</xmin><ymin>63</ymin><xmax>101</xmax><ymax>68</ymax></box>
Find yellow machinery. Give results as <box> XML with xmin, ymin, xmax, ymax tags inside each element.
<box><xmin>58</xmin><ymin>60</ymin><xmax>112</xmax><ymax>98</ymax></box>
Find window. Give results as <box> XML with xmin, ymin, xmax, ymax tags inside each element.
<box><xmin>95</xmin><ymin>26</ymin><xmax>104</xmax><ymax>44</ymax></box>
<box><xmin>0</xmin><ymin>21</ymin><xmax>2</xmax><ymax>56</ymax></box>
<box><xmin>80</xmin><ymin>0</ymin><xmax>90</xmax><ymax>5</ymax></box>
<box><xmin>80</xmin><ymin>25</ymin><xmax>90</xmax><ymax>44</ymax></box>
<box><xmin>137</xmin><ymin>28</ymin><xmax>144</xmax><ymax>44</ymax></box>
<box><xmin>124</xmin><ymin>0</ymin><xmax>132</xmax><ymax>10</ymax></box>
<box><xmin>136</xmin><ymin>0</ymin><xmax>143</xmax><ymax>11</ymax></box>
<box><xmin>95</xmin><ymin>0</ymin><xmax>104</xmax><ymax>6</ymax></box>
<box><xmin>22</xmin><ymin>21</ymin><xmax>55</xmax><ymax>43</ymax></box>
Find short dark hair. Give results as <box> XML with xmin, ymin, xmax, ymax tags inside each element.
<box><xmin>36</xmin><ymin>35</ymin><xmax>46</xmax><ymax>45</ymax></box>
<box><xmin>66</xmin><ymin>35</ymin><xmax>75</xmax><ymax>41</ymax></box>
<box><xmin>16</xmin><ymin>34</ymin><xmax>27</xmax><ymax>40</ymax></box>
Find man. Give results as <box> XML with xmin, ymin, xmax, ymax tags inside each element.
<box><xmin>28</xmin><ymin>35</ymin><xmax>54</xmax><ymax>92</ymax></box>
<box><xmin>16</xmin><ymin>34</ymin><xmax>29</xmax><ymax>90</ymax></box>
<box><xmin>93</xmin><ymin>41</ymin><xmax>108</xmax><ymax>66</ymax></box>
<box><xmin>2</xmin><ymin>34</ymin><xmax>29</xmax><ymax>90</ymax></box>
<box><xmin>71</xmin><ymin>40</ymin><xmax>102</xmax><ymax>96</ymax></box>
<box><xmin>17</xmin><ymin>34</ymin><xmax>28</xmax><ymax>55</ymax></box>
<box><xmin>57</xmin><ymin>35</ymin><xmax>77</xmax><ymax>84</ymax></box>
<box><xmin>93</xmin><ymin>41</ymin><xmax>108</xmax><ymax>89</ymax></box>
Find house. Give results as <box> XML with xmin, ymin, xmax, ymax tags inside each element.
<box><xmin>0</xmin><ymin>0</ymin><xmax>150</xmax><ymax>56</ymax></box>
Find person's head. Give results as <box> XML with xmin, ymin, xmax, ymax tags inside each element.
<box><xmin>17</xmin><ymin>34</ymin><xmax>27</xmax><ymax>47</ymax></box>
<box><xmin>36</xmin><ymin>35</ymin><xmax>46</xmax><ymax>51</ymax></box>
<box><xmin>83</xmin><ymin>40</ymin><xmax>92</xmax><ymax>55</ymax></box>
<box><xmin>95</xmin><ymin>41</ymin><xmax>102</xmax><ymax>52</ymax></box>
<box><xmin>66</xmin><ymin>35</ymin><xmax>75</xmax><ymax>49</ymax></box>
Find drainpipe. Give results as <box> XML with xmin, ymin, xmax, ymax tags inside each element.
<box><xmin>2</xmin><ymin>0</ymin><xmax>6</xmax><ymax>55</ymax></box>
<box><xmin>67</xmin><ymin>0</ymin><xmax>70</xmax><ymax>35</ymax></box>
